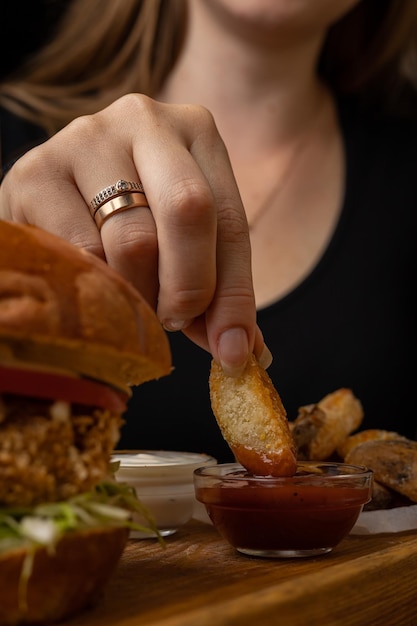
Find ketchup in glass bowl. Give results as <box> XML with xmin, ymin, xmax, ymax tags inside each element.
<box><xmin>194</xmin><ymin>462</ymin><xmax>373</xmax><ymax>558</ymax></box>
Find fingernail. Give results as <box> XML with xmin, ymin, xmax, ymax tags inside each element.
<box><xmin>218</xmin><ymin>328</ymin><xmax>249</xmax><ymax>377</ymax></box>
<box><xmin>258</xmin><ymin>344</ymin><xmax>273</xmax><ymax>369</ymax></box>
<box><xmin>162</xmin><ymin>319</ymin><xmax>190</xmax><ymax>332</ymax></box>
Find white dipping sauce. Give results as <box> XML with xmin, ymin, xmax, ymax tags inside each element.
<box><xmin>112</xmin><ymin>450</ymin><xmax>217</xmax><ymax>538</ymax></box>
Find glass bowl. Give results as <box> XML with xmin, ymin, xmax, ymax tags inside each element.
<box><xmin>194</xmin><ymin>461</ymin><xmax>373</xmax><ymax>558</ymax></box>
<box><xmin>112</xmin><ymin>450</ymin><xmax>217</xmax><ymax>538</ymax></box>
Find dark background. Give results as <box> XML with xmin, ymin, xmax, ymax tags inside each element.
<box><xmin>1</xmin><ymin>0</ymin><xmax>70</xmax><ymax>80</ymax></box>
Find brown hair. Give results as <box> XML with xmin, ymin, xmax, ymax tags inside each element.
<box><xmin>1</xmin><ymin>0</ymin><xmax>416</xmax><ymax>135</ymax></box>
<box><xmin>0</xmin><ymin>0</ymin><xmax>187</xmax><ymax>134</ymax></box>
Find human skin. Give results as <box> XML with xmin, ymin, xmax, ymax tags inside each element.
<box><xmin>0</xmin><ymin>95</ymin><xmax>265</xmax><ymax>375</ymax></box>
<box><xmin>0</xmin><ymin>0</ymin><xmax>360</xmax><ymax>375</ymax></box>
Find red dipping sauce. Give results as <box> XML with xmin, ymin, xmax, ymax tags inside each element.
<box><xmin>194</xmin><ymin>462</ymin><xmax>373</xmax><ymax>558</ymax></box>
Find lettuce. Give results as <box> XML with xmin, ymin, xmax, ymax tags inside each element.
<box><xmin>0</xmin><ymin>476</ymin><xmax>164</xmax><ymax>554</ymax></box>
<box><xmin>0</xmin><ymin>472</ymin><xmax>164</xmax><ymax>613</ymax></box>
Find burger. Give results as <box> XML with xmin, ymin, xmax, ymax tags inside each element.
<box><xmin>0</xmin><ymin>220</ymin><xmax>172</xmax><ymax>625</ymax></box>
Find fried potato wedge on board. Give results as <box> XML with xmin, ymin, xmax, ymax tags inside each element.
<box><xmin>337</xmin><ymin>428</ymin><xmax>408</xmax><ymax>459</ymax></box>
<box><xmin>291</xmin><ymin>388</ymin><xmax>364</xmax><ymax>460</ymax></box>
<box><xmin>364</xmin><ymin>480</ymin><xmax>399</xmax><ymax>511</ymax></box>
<box><xmin>345</xmin><ymin>439</ymin><xmax>417</xmax><ymax>502</ymax></box>
<box><xmin>209</xmin><ymin>354</ymin><xmax>297</xmax><ymax>476</ymax></box>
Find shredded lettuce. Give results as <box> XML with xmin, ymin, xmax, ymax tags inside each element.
<box><xmin>1</xmin><ymin>476</ymin><xmax>164</xmax><ymax>614</ymax></box>
<box><xmin>0</xmin><ymin>477</ymin><xmax>164</xmax><ymax>555</ymax></box>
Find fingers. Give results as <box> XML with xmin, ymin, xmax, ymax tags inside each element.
<box><xmin>129</xmin><ymin>99</ymin><xmax>259</xmax><ymax>372</ymax></box>
<box><xmin>99</xmin><ymin>204</ymin><xmax>160</xmax><ymax>308</ymax></box>
<box><xmin>130</xmin><ymin>106</ymin><xmax>219</xmax><ymax>324</ymax></box>
<box><xmin>0</xmin><ymin>93</ymin><xmax>269</xmax><ymax>374</ymax></box>
<box><xmin>0</xmin><ymin>139</ymin><xmax>104</xmax><ymax>259</ymax></box>
<box><xmin>182</xmin><ymin>108</ymin><xmax>270</xmax><ymax>373</ymax></box>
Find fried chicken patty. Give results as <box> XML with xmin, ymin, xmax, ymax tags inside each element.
<box><xmin>0</xmin><ymin>395</ymin><xmax>123</xmax><ymax>507</ymax></box>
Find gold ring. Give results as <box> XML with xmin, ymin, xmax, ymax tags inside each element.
<box><xmin>94</xmin><ymin>192</ymin><xmax>149</xmax><ymax>230</ymax></box>
<box><xmin>89</xmin><ymin>179</ymin><xmax>145</xmax><ymax>215</ymax></box>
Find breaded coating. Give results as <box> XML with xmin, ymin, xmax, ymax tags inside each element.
<box><xmin>337</xmin><ymin>428</ymin><xmax>407</xmax><ymax>459</ymax></box>
<box><xmin>345</xmin><ymin>439</ymin><xmax>417</xmax><ymax>502</ymax></box>
<box><xmin>292</xmin><ymin>388</ymin><xmax>364</xmax><ymax>460</ymax></box>
<box><xmin>209</xmin><ymin>355</ymin><xmax>297</xmax><ymax>477</ymax></box>
<box><xmin>0</xmin><ymin>396</ymin><xmax>122</xmax><ymax>506</ymax></box>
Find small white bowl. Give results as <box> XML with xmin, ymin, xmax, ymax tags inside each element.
<box><xmin>112</xmin><ymin>450</ymin><xmax>217</xmax><ymax>538</ymax></box>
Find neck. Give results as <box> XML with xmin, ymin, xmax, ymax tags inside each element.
<box><xmin>158</xmin><ymin>0</ymin><xmax>329</xmax><ymax>152</ymax></box>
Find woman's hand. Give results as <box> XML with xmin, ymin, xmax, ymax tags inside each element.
<box><xmin>0</xmin><ymin>94</ymin><xmax>269</xmax><ymax>375</ymax></box>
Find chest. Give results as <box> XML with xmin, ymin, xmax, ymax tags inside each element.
<box><xmin>239</xmin><ymin>129</ymin><xmax>345</xmax><ymax>308</ymax></box>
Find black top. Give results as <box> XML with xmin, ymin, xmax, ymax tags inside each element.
<box><xmin>1</xmin><ymin>97</ymin><xmax>416</xmax><ymax>462</ymax></box>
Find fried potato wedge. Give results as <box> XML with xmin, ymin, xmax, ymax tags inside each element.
<box><xmin>345</xmin><ymin>439</ymin><xmax>417</xmax><ymax>502</ymax></box>
<box><xmin>209</xmin><ymin>355</ymin><xmax>297</xmax><ymax>476</ymax></box>
<box><xmin>337</xmin><ymin>428</ymin><xmax>407</xmax><ymax>460</ymax></box>
<box><xmin>291</xmin><ymin>388</ymin><xmax>364</xmax><ymax>460</ymax></box>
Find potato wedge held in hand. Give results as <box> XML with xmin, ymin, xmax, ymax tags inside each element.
<box><xmin>209</xmin><ymin>354</ymin><xmax>297</xmax><ymax>476</ymax></box>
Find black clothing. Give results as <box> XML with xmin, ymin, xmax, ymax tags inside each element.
<box><xmin>0</xmin><ymin>108</ymin><xmax>47</xmax><ymax>177</ymax></box>
<box><xmin>1</xmin><ymin>97</ymin><xmax>416</xmax><ymax>462</ymax></box>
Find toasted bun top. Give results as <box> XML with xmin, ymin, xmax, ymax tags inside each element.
<box><xmin>0</xmin><ymin>221</ymin><xmax>171</xmax><ymax>392</ymax></box>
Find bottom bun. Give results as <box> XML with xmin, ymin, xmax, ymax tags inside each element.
<box><xmin>0</xmin><ymin>526</ymin><xmax>129</xmax><ymax>625</ymax></box>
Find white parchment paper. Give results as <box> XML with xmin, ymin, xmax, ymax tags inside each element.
<box><xmin>351</xmin><ymin>504</ymin><xmax>417</xmax><ymax>535</ymax></box>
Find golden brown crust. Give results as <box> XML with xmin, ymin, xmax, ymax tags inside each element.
<box><xmin>337</xmin><ymin>428</ymin><xmax>407</xmax><ymax>460</ymax></box>
<box><xmin>291</xmin><ymin>388</ymin><xmax>364</xmax><ymax>460</ymax></box>
<box><xmin>0</xmin><ymin>405</ymin><xmax>123</xmax><ymax>507</ymax></box>
<box><xmin>0</xmin><ymin>221</ymin><xmax>171</xmax><ymax>391</ymax></box>
<box><xmin>345</xmin><ymin>439</ymin><xmax>417</xmax><ymax>502</ymax></box>
<box><xmin>0</xmin><ymin>526</ymin><xmax>129</xmax><ymax>625</ymax></box>
<box><xmin>209</xmin><ymin>355</ymin><xmax>297</xmax><ymax>476</ymax></box>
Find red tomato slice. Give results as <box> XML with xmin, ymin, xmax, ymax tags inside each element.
<box><xmin>0</xmin><ymin>365</ymin><xmax>128</xmax><ymax>412</ymax></box>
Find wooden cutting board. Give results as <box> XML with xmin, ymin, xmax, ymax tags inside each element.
<box><xmin>66</xmin><ymin>520</ymin><xmax>417</xmax><ymax>626</ymax></box>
